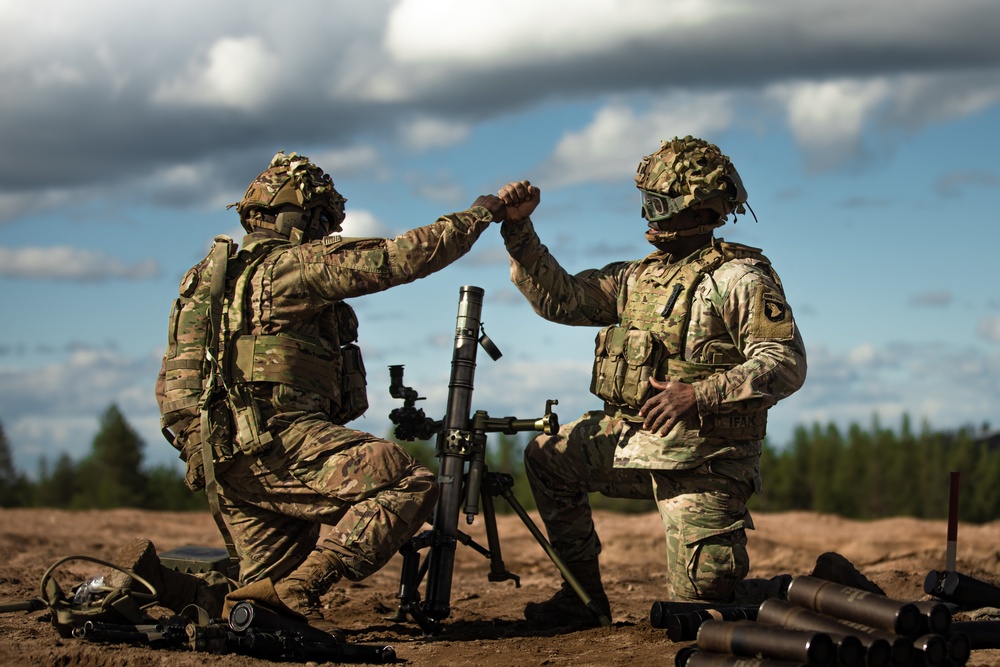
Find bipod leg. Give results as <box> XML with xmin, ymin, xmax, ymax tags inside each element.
<box><xmin>479</xmin><ymin>482</ymin><xmax>520</xmax><ymax>586</ymax></box>
<box><xmin>392</xmin><ymin>532</ymin><xmax>439</xmax><ymax>635</ymax></box>
<box><xmin>488</xmin><ymin>473</ymin><xmax>612</xmax><ymax>628</ymax></box>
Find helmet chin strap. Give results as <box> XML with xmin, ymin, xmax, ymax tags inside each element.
<box><xmin>645</xmin><ymin>218</ymin><xmax>725</xmax><ymax>245</ymax></box>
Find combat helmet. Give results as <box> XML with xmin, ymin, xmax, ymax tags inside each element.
<box><xmin>635</xmin><ymin>136</ymin><xmax>747</xmax><ymax>243</ymax></box>
<box><xmin>230</xmin><ymin>151</ymin><xmax>347</xmax><ymax>243</ymax></box>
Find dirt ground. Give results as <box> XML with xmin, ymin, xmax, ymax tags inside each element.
<box><xmin>1</xmin><ymin>507</ymin><xmax>998</xmax><ymax>666</ymax></box>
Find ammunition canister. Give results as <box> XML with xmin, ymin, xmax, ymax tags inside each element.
<box><xmin>924</xmin><ymin>570</ymin><xmax>1000</xmax><ymax>610</ymax></box>
<box><xmin>650</xmin><ymin>601</ymin><xmax>758</xmax><ymax>641</ymax></box>
<box><xmin>757</xmin><ymin>598</ymin><xmax>892</xmax><ymax>667</ymax></box>
<box><xmin>947</xmin><ymin>630</ymin><xmax>971</xmax><ymax>664</ymax></box>
<box><xmin>909</xmin><ymin>600</ymin><xmax>951</xmax><ymax>635</ymax></box>
<box><xmin>786</xmin><ymin>576</ymin><xmax>922</xmax><ymax>639</ymax></box>
<box><xmin>682</xmin><ymin>648</ymin><xmax>810</xmax><ymax>666</ymax></box>
<box><xmin>911</xmin><ymin>633</ymin><xmax>948</xmax><ymax>667</ymax></box>
<box><xmin>651</xmin><ymin>601</ymin><xmax>758</xmax><ymax>629</ymax></box>
<box><xmin>696</xmin><ymin>619</ymin><xmax>836</xmax><ymax>666</ymax></box>
<box><xmin>950</xmin><ymin>621</ymin><xmax>1000</xmax><ymax>650</ymax></box>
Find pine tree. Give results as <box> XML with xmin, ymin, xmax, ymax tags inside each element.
<box><xmin>74</xmin><ymin>404</ymin><xmax>149</xmax><ymax>508</ymax></box>
<box><xmin>0</xmin><ymin>419</ymin><xmax>30</xmax><ymax>507</ymax></box>
<box><xmin>35</xmin><ymin>453</ymin><xmax>78</xmax><ymax>507</ymax></box>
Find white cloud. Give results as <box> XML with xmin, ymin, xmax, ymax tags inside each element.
<box><xmin>889</xmin><ymin>71</ymin><xmax>1000</xmax><ymax>128</ymax></box>
<box><xmin>385</xmin><ymin>0</ymin><xmax>744</xmax><ymax>65</ymax></box>
<box><xmin>0</xmin><ymin>347</ymin><xmax>164</xmax><ymax>471</ymax></box>
<box><xmin>152</xmin><ymin>36</ymin><xmax>281</xmax><ymax>111</ymax></box>
<box><xmin>772</xmin><ymin>341</ymin><xmax>1000</xmax><ymax>445</ymax></box>
<box><xmin>0</xmin><ymin>246</ymin><xmax>159</xmax><ymax>281</ymax></box>
<box><xmin>310</xmin><ymin>145</ymin><xmax>383</xmax><ymax>179</ymax></box>
<box><xmin>341</xmin><ymin>209</ymin><xmax>389</xmax><ymax>237</ymax></box>
<box><xmin>537</xmin><ymin>94</ymin><xmax>735</xmax><ymax>187</ymax></box>
<box><xmin>770</xmin><ymin>78</ymin><xmax>891</xmax><ymax>169</ymax></box>
<box><xmin>401</xmin><ymin>117</ymin><xmax>471</xmax><ymax>151</ymax></box>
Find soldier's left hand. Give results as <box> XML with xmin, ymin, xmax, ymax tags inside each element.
<box><xmin>639</xmin><ymin>377</ymin><xmax>697</xmax><ymax>435</ymax></box>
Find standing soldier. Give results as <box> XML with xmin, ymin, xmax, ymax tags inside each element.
<box><xmin>130</xmin><ymin>151</ymin><xmax>506</xmax><ymax>637</ymax></box>
<box><xmin>497</xmin><ymin>136</ymin><xmax>807</xmax><ymax>626</ymax></box>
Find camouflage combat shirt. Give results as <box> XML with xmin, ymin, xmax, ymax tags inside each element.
<box><xmin>501</xmin><ymin>219</ymin><xmax>807</xmax><ymax>470</ymax></box>
<box><xmin>158</xmin><ymin>205</ymin><xmax>496</xmax><ymax>455</ymax></box>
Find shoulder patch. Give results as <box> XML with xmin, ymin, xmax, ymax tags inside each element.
<box><xmin>751</xmin><ymin>283</ymin><xmax>794</xmax><ymax>340</ymax></box>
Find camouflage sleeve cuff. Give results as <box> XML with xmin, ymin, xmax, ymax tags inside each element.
<box><xmin>467</xmin><ymin>205</ymin><xmax>498</xmax><ymax>225</ymax></box>
<box><xmin>499</xmin><ymin>217</ymin><xmax>538</xmax><ymax>260</ymax></box>
<box><xmin>692</xmin><ymin>379</ymin><xmax>719</xmax><ymax>418</ymax></box>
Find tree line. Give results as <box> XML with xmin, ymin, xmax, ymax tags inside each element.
<box><xmin>0</xmin><ymin>405</ymin><xmax>204</xmax><ymax>511</ymax></box>
<box><xmin>1</xmin><ymin>406</ymin><xmax>998</xmax><ymax>524</ymax></box>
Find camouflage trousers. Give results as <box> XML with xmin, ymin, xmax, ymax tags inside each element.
<box><xmin>525</xmin><ymin>410</ymin><xmax>759</xmax><ymax>602</ymax></box>
<box><xmin>217</xmin><ymin>416</ymin><xmax>437</xmax><ymax>587</ymax></box>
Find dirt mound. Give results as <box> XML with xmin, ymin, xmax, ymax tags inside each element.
<box><xmin>1</xmin><ymin>508</ymin><xmax>997</xmax><ymax>666</ymax></box>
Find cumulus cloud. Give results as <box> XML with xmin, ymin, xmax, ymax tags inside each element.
<box><xmin>0</xmin><ymin>246</ymin><xmax>159</xmax><ymax>281</ymax></box>
<box><xmin>773</xmin><ymin>341</ymin><xmax>1000</xmax><ymax>443</ymax></box>
<box><xmin>536</xmin><ymin>94</ymin><xmax>735</xmax><ymax>187</ymax></box>
<box><xmin>0</xmin><ymin>348</ymin><xmax>163</xmax><ymax>470</ymax></box>
<box><xmin>401</xmin><ymin>117</ymin><xmax>472</xmax><ymax>151</ymax></box>
<box><xmin>310</xmin><ymin>145</ymin><xmax>383</xmax><ymax>179</ymax></box>
<box><xmin>152</xmin><ymin>36</ymin><xmax>282</xmax><ymax>111</ymax></box>
<box><xmin>3</xmin><ymin>0</ymin><xmax>999</xmax><ymax>200</ymax></box>
<box><xmin>769</xmin><ymin>78</ymin><xmax>891</xmax><ymax>169</ymax></box>
<box><xmin>340</xmin><ymin>209</ymin><xmax>390</xmax><ymax>237</ymax></box>
<box><xmin>385</xmin><ymin>0</ymin><xmax>740</xmax><ymax>65</ymax></box>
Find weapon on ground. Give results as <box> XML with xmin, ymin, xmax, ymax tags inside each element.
<box><xmin>1</xmin><ymin>553</ymin><xmax>397</xmax><ymax>663</ymax></box>
<box><xmin>387</xmin><ymin>285</ymin><xmax>609</xmax><ymax>635</ymax></box>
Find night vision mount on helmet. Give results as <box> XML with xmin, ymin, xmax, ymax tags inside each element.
<box><xmin>229</xmin><ymin>151</ymin><xmax>348</xmax><ymax>244</ymax></box>
<box><xmin>635</xmin><ymin>136</ymin><xmax>749</xmax><ymax>243</ymax></box>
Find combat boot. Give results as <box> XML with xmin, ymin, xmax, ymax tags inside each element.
<box><xmin>273</xmin><ymin>548</ymin><xmax>346</xmax><ymax>641</ymax></box>
<box><xmin>107</xmin><ymin>538</ymin><xmax>229</xmax><ymax>618</ymax></box>
<box><xmin>523</xmin><ymin>558</ymin><xmax>612</xmax><ymax>628</ymax></box>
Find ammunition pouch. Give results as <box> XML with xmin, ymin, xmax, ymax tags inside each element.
<box><xmin>167</xmin><ymin>400</ymin><xmax>234</xmax><ymax>492</ymax></box>
<box><xmin>594</xmin><ymin>329</ymin><xmax>768</xmax><ymax>441</ymax></box>
<box><xmin>590</xmin><ymin>326</ymin><xmax>663</xmax><ymax>409</ymax></box>
<box><xmin>336</xmin><ymin>342</ymin><xmax>368</xmax><ymax>423</ymax></box>
<box><xmin>331</xmin><ymin>300</ymin><xmax>368</xmax><ymax>423</ymax></box>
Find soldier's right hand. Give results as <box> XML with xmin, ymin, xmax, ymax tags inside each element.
<box><xmin>498</xmin><ymin>180</ymin><xmax>540</xmax><ymax>223</ymax></box>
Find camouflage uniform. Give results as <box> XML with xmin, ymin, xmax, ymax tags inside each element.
<box><xmin>158</xmin><ymin>207</ymin><xmax>496</xmax><ymax>588</ymax></box>
<box><xmin>501</xmin><ymin>203</ymin><xmax>806</xmax><ymax>602</ymax></box>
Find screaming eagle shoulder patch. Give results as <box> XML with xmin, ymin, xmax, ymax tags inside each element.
<box><xmin>751</xmin><ymin>283</ymin><xmax>794</xmax><ymax>341</ymax></box>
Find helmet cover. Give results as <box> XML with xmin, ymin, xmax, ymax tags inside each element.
<box><xmin>232</xmin><ymin>151</ymin><xmax>347</xmax><ymax>236</ymax></box>
<box><xmin>635</xmin><ymin>136</ymin><xmax>747</xmax><ymax>224</ymax></box>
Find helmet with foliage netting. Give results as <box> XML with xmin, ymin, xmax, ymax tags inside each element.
<box><xmin>230</xmin><ymin>151</ymin><xmax>347</xmax><ymax>241</ymax></box>
<box><xmin>635</xmin><ymin>136</ymin><xmax>747</xmax><ymax>227</ymax></box>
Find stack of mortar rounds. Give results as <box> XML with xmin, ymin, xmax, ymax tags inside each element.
<box><xmin>659</xmin><ymin>575</ymin><xmax>973</xmax><ymax>667</ymax></box>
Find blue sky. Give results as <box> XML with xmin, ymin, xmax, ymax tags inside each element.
<box><xmin>2</xmin><ymin>0</ymin><xmax>1000</xmax><ymax>474</ymax></box>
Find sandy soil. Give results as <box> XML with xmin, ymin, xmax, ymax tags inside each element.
<box><xmin>0</xmin><ymin>507</ymin><xmax>998</xmax><ymax>666</ymax></box>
